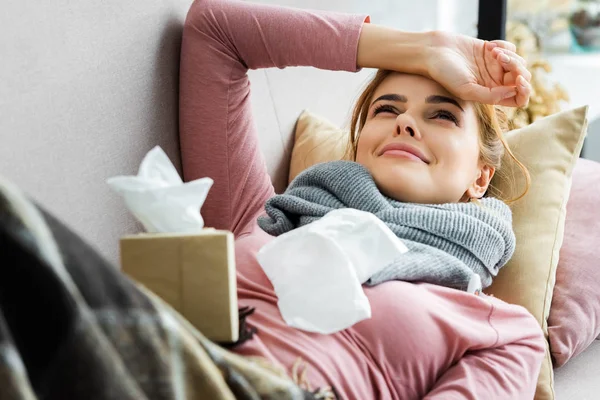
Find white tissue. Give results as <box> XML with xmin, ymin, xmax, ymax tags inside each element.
<box><xmin>257</xmin><ymin>208</ymin><xmax>408</xmax><ymax>334</ymax></box>
<box><xmin>107</xmin><ymin>146</ymin><xmax>213</xmax><ymax>233</ymax></box>
<box><xmin>467</xmin><ymin>274</ymin><xmax>482</xmax><ymax>295</ymax></box>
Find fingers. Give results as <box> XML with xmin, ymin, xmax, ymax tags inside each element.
<box><xmin>496</xmin><ymin>76</ymin><xmax>532</xmax><ymax>107</ymax></box>
<box><xmin>461</xmin><ymin>76</ymin><xmax>531</xmax><ymax>107</ymax></box>
<box><xmin>489</xmin><ymin>39</ymin><xmax>516</xmax><ymax>53</ymax></box>
<box><xmin>488</xmin><ymin>42</ymin><xmax>532</xmax><ymax>106</ymax></box>
<box><xmin>516</xmin><ymin>75</ymin><xmax>531</xmax><ymax>107</ymax></box>
<box><xmin>504</xmin><ymin>75</ymin><xmax>531</xmax><ymax>107</ymax></box>
<box><xmin>486</xmin><ymin>41</ymin><xmax>528</xmax><ymax>72</ymax></box>
<box><xmin>460</xmin><ymin>83</ymin><xmax>517</xmax><ymax>105</ymax></box>
<box><xmin>492</xmin><ymin>48</ymin><xmax>532</xmax><ymax>82</ymax></box>
<box><xmin>470</xmin><ymin>40</ymin><xmax>532</xmax><ymax>107</ymax></box>
<box><xmin>492</xmin><ymin>47</ymin><xmax>527</xmax><ymax>70</ymax></box>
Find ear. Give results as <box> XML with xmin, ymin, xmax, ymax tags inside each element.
<box><xmin>466</xmin><ymin>164</ymin><xmax>495</xmax><ymax>199</ymax></box>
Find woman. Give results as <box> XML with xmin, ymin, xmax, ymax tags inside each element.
<box><xmin>179</xmin><ymin>0</ymin><xmax>545</xmax><ymax>399</ymax></box>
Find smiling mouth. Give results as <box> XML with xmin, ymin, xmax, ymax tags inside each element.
<box><xmin>380</xmin><ymin>149</ymin><xmax>430</xmax><ymax>164</ymax></box>
<box><xmin>378</xmin><ymin>142</ymin><xmax>430</xmax><ymax>164</ymax></box>
<box><xmin>381</xmin><ymin>149</ymin><xmax>423</xmax><ymax>162</ymax></box>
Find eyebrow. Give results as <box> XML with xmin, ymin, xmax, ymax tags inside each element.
<box><xmin>425</xmin><ymin>95</ymin><xmax>464</xmax><ymax>112</ymax></box>
<box><xmin>371</xmin><ymin>94</ymin><xmax>407</xmax><ymax>106</ymax></box>
<box><xmin>370</xmin><ymin>93</ymin><xmax>465</xmax><ymax>112</ymax></box>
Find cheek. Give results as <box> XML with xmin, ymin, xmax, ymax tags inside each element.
<box><xmin>437</xmin><ymin>133</ymin><xmax>480</xmax><ymax>169</ymax></box>
<box><xmin>355</xmin><ymin>125</ymin><xmax>379</xmax><ymax>160</ymax></box>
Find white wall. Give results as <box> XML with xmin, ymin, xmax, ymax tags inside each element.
<box><xmin>255</xmin><ymin>0</ymin><xmax>479</xmax><ymax>35</ymax></box>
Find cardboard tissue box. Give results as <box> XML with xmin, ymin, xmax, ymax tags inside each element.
<box><xmin>120</xmin><ymin>229</ymin><xmax>238</xmax><ymax>343</ymax></box>
<box><xmin>108</xmin><ymin>146</ymin><xmax>238</xmax><ymax>343</ymax></box>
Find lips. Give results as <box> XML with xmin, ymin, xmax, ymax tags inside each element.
<box><xmin>378</xmin><ymin>142</ymin><xmax>430</xmax><ymax>164</ymax></box>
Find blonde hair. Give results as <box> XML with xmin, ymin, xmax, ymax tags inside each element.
<box><xmin>347</xmin><ymin>69</ymin><xmax>530</xmax><ymax>204</ymax></box>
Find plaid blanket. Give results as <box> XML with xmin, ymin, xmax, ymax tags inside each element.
<box><xmin>0</xmin><ymin>174</ymin><xmax>332</xmax><ymax>400</ymax></box>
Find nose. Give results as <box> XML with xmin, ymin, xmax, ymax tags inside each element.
<box><xmin>394</xmin><ymin>113</ymin><xmax>421</xmax><ymax>139</ymax></box>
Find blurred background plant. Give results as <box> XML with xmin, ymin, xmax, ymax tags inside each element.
<box><xmin>501</xmin><ymin>0</ymin><xmax>573</xmax><ymax>128</ymax></box>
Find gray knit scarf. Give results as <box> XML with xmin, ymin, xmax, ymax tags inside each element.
<box><xmin>258</xmin><ymin>161</ymin><xmax>516</xmax><ymax>292</ymax></box>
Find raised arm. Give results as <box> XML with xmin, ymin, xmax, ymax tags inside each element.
<box><xmin>179</xmin><ymin>0</ymin><xmax>369</xmax><ymax>234</ymax></box>
<box><xmin>179</xmin><ymin>0</ymin><xmax>532</xmax><ymax>235</ymax></box>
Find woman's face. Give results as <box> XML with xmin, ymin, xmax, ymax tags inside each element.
<box><xmin>355</xmin><ymin>73</ymin><xmax>494</xmax><ymax>204</ymax></box>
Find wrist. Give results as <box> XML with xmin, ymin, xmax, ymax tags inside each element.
<box><xmin>357</xmin><ymin>24</ymin><xmax>432</xmax><ymax>77</ymax></box>
<box><xmin>392</xmin><ymin>30</ymin><xmax>432</xmax><ymax>78</ymax></box>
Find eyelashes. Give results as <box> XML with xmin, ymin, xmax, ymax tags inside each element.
<box><xmin>372</xmin><ymin>104</ymin><xmax>398</xmax><ymax>116</ymax></box>
<box><xmin>372</xmin><ymin>104</ymin><xmax>459</xmax><ymax>126</ymax></box>
<box><xmin>433</xmin><ymin>110</ymin><xmax>459</xmax><ymax>125</ymax></box>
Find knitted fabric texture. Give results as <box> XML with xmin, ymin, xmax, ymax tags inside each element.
<box><xmin>258</xmin><ymin>161</ymin><xmax>516</xmax><ymax>291</ymax></box>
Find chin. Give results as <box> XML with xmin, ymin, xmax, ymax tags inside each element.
<box><xmin>372</xmin><ymin>169</ymin><xmax>429</xmax><ymax>203</ymax></box>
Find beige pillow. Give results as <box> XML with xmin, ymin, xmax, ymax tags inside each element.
<box><xmin>289</xmin><ymin>107</ymin><xmax>589</xmax><ymax>400</ymax></box>
<box><xmin>288</xmin><ymin>110</ymin><xmax>350</xmax><ymax>183</ymax></box>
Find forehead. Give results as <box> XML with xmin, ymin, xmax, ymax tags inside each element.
<box><xmin>373</xmin><ymin>73</ymin><xmax>461</xmax><ymax>102</ymax></box>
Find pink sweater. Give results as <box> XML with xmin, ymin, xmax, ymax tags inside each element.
<box><xmin>179</xmin><ymin>0</ymin><xmax>546</xmax><ymax>398</ymax></box>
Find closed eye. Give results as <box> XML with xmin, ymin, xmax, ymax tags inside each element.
<box><xmin>373</xmin><ymin>104</ymin><xmax>398</xmax><ymax>116</ymax></box>
<box><xmin>373</xmin><ymin>104</ymin><xmax>459</xmax><ymax>126</ymax></box>
<box><xmin>433</xmin><ymin>110</ymin><xmax>458</xmax><ymax>125</ymax></box>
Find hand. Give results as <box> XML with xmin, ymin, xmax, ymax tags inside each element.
<box><xmin>425</xmin><ymin>31</ymin><xmax>532</xmax><ymax>107</ymax></box>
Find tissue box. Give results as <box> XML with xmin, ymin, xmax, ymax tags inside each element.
<box><xmin>120</xmin><ymin>229</ymin><xmax>238</xmax><ymax>343</ymax></box>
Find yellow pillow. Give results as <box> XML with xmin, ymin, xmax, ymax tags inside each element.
<box><xmin>289</xmin><ymin>107</ymin><xmax>589</xmax><ymax>400</ymax></box>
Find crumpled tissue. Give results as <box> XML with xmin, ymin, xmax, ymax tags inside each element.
<box><xmin>107</xmin><ymin>146</ymin><xmax>213</xmax><ymax>233</ymax></box>
<box><xmin>257</xmin><ymin>208</ymin><xmax>409</xmax><ymax>334</ymax></box>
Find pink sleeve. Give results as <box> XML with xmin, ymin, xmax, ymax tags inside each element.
<box><xmin>179</xmin><ymin>0</ymin><xmax>368</xmax><ymax>235</ymax></box>
<box><xmin>424</xmin><ymin>299</ymin><xmax>546</xmax><ymax>400</ymax></box>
